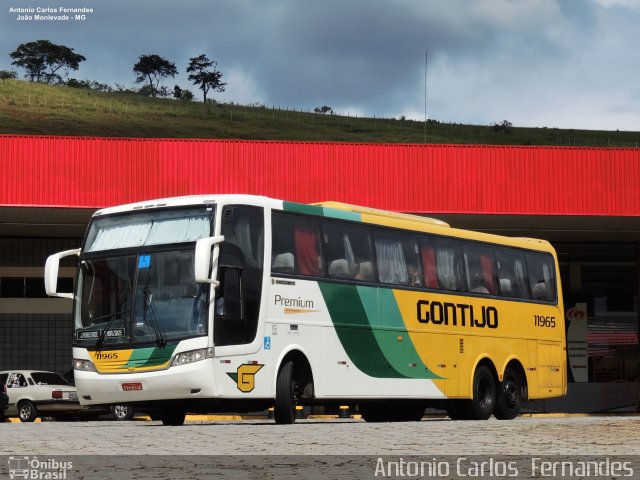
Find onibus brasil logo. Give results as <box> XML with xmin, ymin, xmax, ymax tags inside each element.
<box><xmin>8</xmin><ymin>456</ymin><xmax>73</xmax><ymax>479</ymax></box>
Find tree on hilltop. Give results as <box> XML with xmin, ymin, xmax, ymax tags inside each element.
<box><xmin>187</xmin><ymin>54</ymin><xmax>226</xmax><ymax>103</ymax></box>
<box><xmin>10</xmin><ymin>40</ymin><xmax>85</xmax><ymax>84</ymax></box>
<box><xmin>133</xmin><ymin>54</ymin><xmax>178</xmax><ymax>97</ymax></box>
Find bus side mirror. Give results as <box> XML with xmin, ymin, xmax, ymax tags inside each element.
<box><xmin>44</xmin><ymin>248</ymin><xmax>80</xmax><ymax>298</ymax></box>
<box><xmin>194</xmin><ymin>236</ymin><xmax>225</xmax><ymax>284</ymax></box>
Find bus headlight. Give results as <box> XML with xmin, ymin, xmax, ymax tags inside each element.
<box><xmin>73</xmin><ymin>358</ymin><xmax>96</xmax><ymax>372</ymax></box>
<box><xmin>171</xmin><ymin>348</ymin><xmax>212</xmax><ymax>367</ymax></box>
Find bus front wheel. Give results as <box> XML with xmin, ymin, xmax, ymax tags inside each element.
<box><xmin>494</xmin><ymin>367</ymin><xmax>523</xmax><ymax>420</ymax></box>
<box><xmin>160</xmin><ymin>404</ymin><xmax>186</xmax><ymax>426</ymax></box>
<box><xmin>274</xmin><ymin>361</ymin><xmax>296</xmax><ymax>424</ymax></box>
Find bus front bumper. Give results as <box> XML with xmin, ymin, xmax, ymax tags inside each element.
<box><xmin>74</xmin><ymin>359</ymin><xmax>216</xmax><ymax>405</ymax></box>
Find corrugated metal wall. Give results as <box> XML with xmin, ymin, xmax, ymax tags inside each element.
<box><xmin>1</xmin><ymin>135</ymin><xmax>639</xmax><ymax>215</ymax></box>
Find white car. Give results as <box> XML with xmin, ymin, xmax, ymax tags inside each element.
<box><xmin>0</xmin><ymin>370</ymin><xmax>88</xmax><ymax>422</ymax></box>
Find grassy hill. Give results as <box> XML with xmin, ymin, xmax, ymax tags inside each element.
<box><xmin>0</xmin><ymin>79</ymin><xmax>638</xmax><ymax>146</ymax></box>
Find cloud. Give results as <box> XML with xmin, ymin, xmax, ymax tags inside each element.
<box><xmin>217</xmin><ymin>67</ymin><xmax>263</xmax><ymax>105</ymax></box>
<box><xmin>1</xmin><ymin>0</ymin><xmax>638</xmax><ymax>130</ymax></box>
<box><xmin>594</xmin><ymin>0</ymin><xmax>640</xmax><ymax>8</ymax></box>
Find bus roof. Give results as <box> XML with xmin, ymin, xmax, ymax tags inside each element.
<box><xmin>92</xmin><ymin>194</ymin><xmax>556</xmax><ymax>254</ymax></box>
<box><xmin>313</xmin><ymin>201</ymin><xmax>450</xmax><ymax>228</ymax></box>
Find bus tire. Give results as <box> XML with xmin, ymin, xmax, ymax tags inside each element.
<box><xmin>494</xmin><ymin>367</ymin><xmax>523</xmax><ymax>420</ymax></box>
<box><xmin>274</xmin><ymin>361</ymin><xmax>296</xmax><ymax>424</ymax></box>
<box><xmin>469</xmin><ymin>365</ymin><xmax>496</xmax><ymax>420</ymax></box>
<box><xmin>160</xmin><ymin>404</ymin><xmax>186</xmax><ymax>426</ymax></box>
<box><xmin>18</xmin><ymin>400</ymin><xmax>38</xmax><ymax>422</ymax></box>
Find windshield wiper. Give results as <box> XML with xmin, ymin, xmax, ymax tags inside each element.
<box><xmin>95</xmin><ymin>296</ymin><xmax>128</xmax><ymax>353</ymax></box>
<box><xmin>141</xmin><ymin>274</ymin><xmax>166</xmax><ymax>348</ymax></box>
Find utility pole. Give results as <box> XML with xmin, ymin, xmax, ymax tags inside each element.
<box><xmin>424</xmin><ymin>50</ymin><xmax>428</xmax><ymax>144</ymax></box>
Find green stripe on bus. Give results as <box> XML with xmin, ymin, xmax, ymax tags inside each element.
<box><xmin>322</xmin><ymin>208</ymin><xmax>361</xmax><ymax>222</ymax></box>
<box><xmin>123</xmin><ymin>345</ymin><xmax>177</xmax><ymax>368</ymax></box>
<box><xmin>374</xmin><ymin>288</ymin><xmax>441</xmax><ymax>379</ymax></box>
<box><xmin>319</xmin><ymin>282</ymin><xmax>407</xmax><ymax>378</ymax></box>
<box><xmin>282</xmin><ymin>202</ymin><xmax>325</xmax><ymax>217</ymax></box>
<box><xmin>282</xmin><ymin>201</ymin><xmax>361</xmax><ymax>222</ymax></box>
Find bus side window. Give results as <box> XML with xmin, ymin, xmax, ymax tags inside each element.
<box><xmin>495</xmin><ymin>248</ymin><xmax>528</xmax><ymax>299</ymax></box>
<box><xmin>374</xmin><ymin>231</ymin><xmax>421</xmax><ymax>286</ymax></box>
<box><xmin>323</xmin><ymin>222</ymin><xmax>374</xmax><ymax>281</ymax></box>
<box><xmin>463</xmin><ymin>244</ymin><xmax>498</xmax><ymax>295</ymax></box>
<box><xmin>434</xmin><ymin>240</ymin><xmax>464</xmax><ymax>291</ymax></box>
<box><xmin>526</xmin><ymin>251</ymin><xmax>556</xmax><ymax>302</ymax></box>
<box><xmin>271</xmin><ymin>213</ymin><xmax>324</xmax><ymax>277</ymax></box>
<box><xmin>420</xmin><ymin>241</ymin><xmax>439</xmax><ymax>289</ymax></box>
<box><xmin>294</xmin><ymin>225</ymin><xmax>323</xmax><ymax>276</ymax></box>
<box><xmin>271</xmin><ymin>214</ymin><xmax>295</xmax><ymax>274</ymax></box>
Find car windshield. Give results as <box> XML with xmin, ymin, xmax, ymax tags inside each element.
<box><xmin>30</xmin><ymin>372</ymin><xmax>68</xmax><ymax>386</ymax></box>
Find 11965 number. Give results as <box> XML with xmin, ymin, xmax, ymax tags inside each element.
<box><xmin>534</xmin><ymin>315</ymin><xmax>556</xmax><ymax>328</ymax></box>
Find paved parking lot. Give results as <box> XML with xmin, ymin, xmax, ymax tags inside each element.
<box><xmin>1</xmin><ymin>415</ymin><xmax>638</xmax><ymax>456</ymax></box>
<box><xmin>2</xmin><ymin>416</ymin><xmax>639</xmax><ymax>479</ymax></box>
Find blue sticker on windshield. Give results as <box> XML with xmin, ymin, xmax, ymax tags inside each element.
<box><xmin>138</xmin><ymin>255</ymin><xmax>151</xmax><ymax>269</ymax></box>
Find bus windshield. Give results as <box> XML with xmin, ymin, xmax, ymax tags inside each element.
<box><xmin>75</xmin><ymin>250</ymin><xmax>209</xmax><ymax>347</ymax></box>
<box><xmin>74</xmin><ymin>207</ymin><xmax>213</xmax><ymax>348</ymax></box>
<box><xmin>84</xmin><ymin>208</ymin><xmax>211</xmax><ymax>252</ymax></box>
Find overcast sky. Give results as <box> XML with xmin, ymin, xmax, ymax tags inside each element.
<box><xmin>1</xmin><ymin>0</ymin><xmax>639</xmax><ymax>130</ymax></box>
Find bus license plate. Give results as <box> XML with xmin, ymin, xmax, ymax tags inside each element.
<box><xmin>122</xmin><ymin>383</ymin><xmax>143</xmax><ymax>391</ymax></box>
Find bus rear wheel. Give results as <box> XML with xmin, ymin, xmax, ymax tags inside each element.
<box><xmin>274</xmin><ymin>361</ymin><xmax>296</xmax><ymax>424</ymax></box>
<box><xmin>494</xmin><ymin>367</ymin><xmax>523</xmax><ymax>420</ymax></box>
<box><xmin>468</xmin><ymin>365</ymin><xmax>496</xmax><ymax>420</ymax></box>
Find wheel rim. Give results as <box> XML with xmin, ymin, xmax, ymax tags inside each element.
<box><xmin>19</xmin><ymin>404</ymin><xmax>32</xmax><ymax>420</ymax></box>
<box><xmin>113</xmin><ymin>405</ymin><xmax>128</xmax><ymax>419</ymax></box>
<box><xmin>502</xmin><ymin>378</ymin><xmax>521</xmax><ymax>409</ymax></box>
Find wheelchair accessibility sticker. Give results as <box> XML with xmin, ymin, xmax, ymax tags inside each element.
<box><xmin>138</xmin><ymin>255</ymin><xmax>151</xmax><ymax>269</ymax></box>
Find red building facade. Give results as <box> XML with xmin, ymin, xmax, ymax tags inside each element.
<box><xmin>1</xmin><ymin>134</ymin><xmax>639</xmax><ymax>216</ymax></box>
<box><xmin>1</xmin><ymin>134</ymin><xmax>639</xmax><ymax>412</ymax></box>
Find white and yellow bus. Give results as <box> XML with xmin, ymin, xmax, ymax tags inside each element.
<box><xmin>45</xmin><ymin>195</ymin><xmax>566</xmax><ymax>425</ymax></box>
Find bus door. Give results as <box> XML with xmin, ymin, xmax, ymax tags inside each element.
<box><xmin>214</xmin><ymin>206</ymin><xmax>264</xmax><ymax>348</ymax></box>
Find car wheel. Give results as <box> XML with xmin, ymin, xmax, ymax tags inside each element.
<box><xmin>18</xmin><ymin>400</ymin><xmax>38</xmax><ymax>422</ymax></box>
<box><xmin>111</xmin><ymin>404</ymin><xmax>134</xmax><ymax>421</ymax></box>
